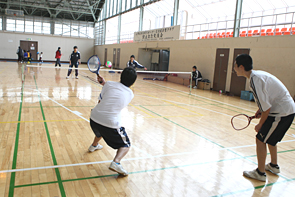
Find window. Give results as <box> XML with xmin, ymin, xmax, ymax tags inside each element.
<box><xmin>0</xmin><ymin>18</ymin><xmax>2</xmax><ymax>30</ymax></box>
<box><xmin>43</xmin><ymin>22</ymin><xmax>51</xmax><ymax>34</ymax></box>
<box><xmin>80</xmin><ymin>24</ymin><xmax>87</xmax><ymax>37</ymax></box>
<box><xmin>16</xmin><ymin>19</ymin><xmax>24</xmax><ymax>32</ymax></box>
<box><xmin>25</xmin><ymin>20</ymin><xmax>34</xmax><ymax>33</ymax></box>
<box><xmin>34</xmin><ymin>21</ymin><xmax>42</xmax><ymax>33</ymax></box>
<box><xmin>63</xmin><ymin>24</ymin><xmax>71</xmax><ymax>36</ymax></box>
<box><xmin>55</xmin><ymin>23</ymin><xmax>63</xmax><ymax>35</ymax></box>
<box><xmin>105</xmin><ymin>16</ymin><xmax>118</xmax><ymax>44</ymax></box>
<box><xmin>88</xmin><ymin>26</ymin><xmax>94</xmax><ymax>38</ymax></box>
<box><xmin>7</xmin><ymin>19</ymin><xmax>16</xmax><ymax>31</ymax></box>
<box><xmin>71</xmin><ymin>24</ymin><xmax>79</xmax><ymax>36</ymax></box>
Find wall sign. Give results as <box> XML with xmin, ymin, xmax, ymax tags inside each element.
<box><xmin>134</xmin><ymin>25</ymin><xmax>180</xmax><ymax>42</ymax></box>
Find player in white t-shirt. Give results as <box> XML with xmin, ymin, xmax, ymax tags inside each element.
<box><xmin>88</xmin><ymin>67</ymin><xmax>137</xmax><ymax>176</ymax></box>
<box><xmin>234</xmin><ymin>54</ymin><xmax>295</xmax><ymax>182</ymax></box>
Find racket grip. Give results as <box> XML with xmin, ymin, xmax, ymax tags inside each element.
<box><xmin>97</xmin><ymin>73</ymin><xmax>103</xmax><ymax>84</ymax></box>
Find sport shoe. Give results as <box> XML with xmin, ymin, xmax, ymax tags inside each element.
<box><xmin>75</xmin><ymin>76</ymin><xmax>79</xmax><ymax>79</ymax></box>
<box><xmin>66</xmin><ymin>76</ymin><xmax>69</xmax><ymax>79</ymax></box>
<box><xmin>265</xmin><ymin>163</ymin><xmax>280</xmax><ymax>174</ymax></box>
<box><xmin>88</xmin><ymin>144</ymin><xmax>103</xmax><ymax>152</ymax></box>
<box><xmin>109</xmin><ymin>161</ymin><xmax>128</xmax><ymax>176</ymax></box>
<box><xmin>243</xmin><ymin>169</ymin><xmax>266</xmax><ymax>182</ymax></box>
<box><xmin>193</xmin><ymin>86</ymin><xmax>197</xmax><ymax>89</ymax></box>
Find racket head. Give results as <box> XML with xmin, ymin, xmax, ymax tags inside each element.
<box><xmin>87</xmin><ymin>55</ymin><xmax>101</xmax><ymax>75</ymax></box>
<box><xmin>231</xmin><ymin>114</ymin><xmax>253</xmax><ymax>131</ymax></box>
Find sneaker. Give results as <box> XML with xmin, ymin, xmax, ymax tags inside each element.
<box><xmin>243</xmin><ymin>169</ymin><xmax>266</xmax><ymax>182</ymax></box>
<box><xmin>75</xmin><ymin>76</ymin><xmax>79</xmax><ymax>79</ymax></box>
<box><xmin>265</xmin><ymin>163</ymin><xmax>280</xmax><ymax>174</ymax></box>
<box><xmin>193</xmin><ymin>86</ymin><xmax>197</xmax><ymax>89</ymax></box>
<box><xmin>66</xmin><ymin>76</ymin><xmax>69</xmax><ymax>79</ymax></box>
<box><xmin>88</xmin><ymin>144</ymin><xmax>103</xmax><ymax>152</ymax></box>
<box><xmin>109</xmin><ymin>161</ymin><xmax>128</xmax><ymax>176</ymax></box>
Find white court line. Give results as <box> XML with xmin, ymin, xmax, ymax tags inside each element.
<box><xmin>28</xmin><ymin>88</ymin><xmax>90</xmax><ymax>122</ymax></box>
<box><xmin>12</xmin><ymin>79</ymin><xmax>290</xmax><ymax>174</ymax></box>
<box><xmin>26</xmin><ymin>65</ymin><xmax>90</xmax><ymax>70</ymax></box>
<box><xmin>26</xmin><ymin>65</ymin><xmax>192</xmax><ymax>74</ymax></box>
<box><xmin>141</xmin><ymin>80</ymin><xmax>257</xmax><ymax>113</ymax></box>
<box><xmin>1</xmin><ymin>139</ymin><xmax>294</xmax><ymax>174</ymax></box>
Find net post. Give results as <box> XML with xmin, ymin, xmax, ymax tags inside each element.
<box><xmin>189</xmin><ymin>72</ymin><xmax>192</xmax><ymax>95</ymax></box>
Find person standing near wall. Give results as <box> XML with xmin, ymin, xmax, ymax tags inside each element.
<box><xmin>66</xmin><ymin>46</ymin><xmax>81</xmax><ymax>79</ymax></box>
<box><xmin>17</xmin><ymin>46</ymin><xmax>23</xmax><ymax>62</ymax></box>
<box><xmin>55</xmin><ymin>47</ymin><xmax>62</xmax><ymax>67</ymax></box>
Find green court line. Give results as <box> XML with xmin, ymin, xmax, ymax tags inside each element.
<box><xmin>139</xmin><ymin>105</ymin><xmax>292</xmax><ymax>181</ymax></box>
<box><xmin>22</xmin><ymin>105</ymin><xmax>95</xmax><ymax>108</ymax></box>
<box><xmin>212</xmin><ymin>177</ymin><xmax>295</xmax><ymax>197</ymax></box>
<box><xmin>34</xmin><ymin>76</ymin><xmax>66</xmax><ymax>197</ymax></box>
<box><xmin>14</xmin><ymin>149</ymin><xmax>295</xmax><ymax>189</ymax></box>
<box><xmin>8</xmin><ymin>76</ymin><xmax>25</xmax><ymax>197</ymax></box>
<box><xmin>14</xmin><ymin>181</ymin><xmax>58</xmax><ymax>188</ymax></box>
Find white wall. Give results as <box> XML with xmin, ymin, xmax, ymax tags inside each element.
<box><xmin>0</xmin><ymin>31</ymin><xmax>94</xmax><ymax>62</ymax></box>
<box><xmin>95</xmin><ymin>36</ymin><xmax>295</xmax><ymax>96</ymax></box>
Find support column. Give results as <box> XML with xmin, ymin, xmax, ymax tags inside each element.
<box><xmin>172</xmin><ymin>0</ymin><xmax>179</xmax><ymax>26</ymax></box>
<box><xmin>2</xmin><ymin>16</ymin><xmax>6</xmax><ymax>31</ymax></box>
<box><xmin>139</xmin><ymin>4</ymin><xmax>144</xmax><ymax>31</ymax></box>
<box><xmin>50</xmin><ymin>19</ymin><xmax>55</xmax><ymax>35</ymax></box>
<box><xmin>117</xmin><ymin>15</ymin><xmax>121</xmax><ymax>44</ymax></box>
<box><xmin>117</xmin><ymin>0</ymin><xmax>123</xmax><ymax>43</ymax></box>
<box><xmin>233</xmin><ymin>0</ymin><xmax>243</xmax><ymax>37</ymax></box>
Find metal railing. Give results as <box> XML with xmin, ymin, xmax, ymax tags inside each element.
<box><xmin>98</xmin><ymin>11</ymin><xmax>295</xmax><ymax>45</ymax></box>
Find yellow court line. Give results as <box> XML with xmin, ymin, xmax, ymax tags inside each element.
<box><xmin>129</xmin><ymin>104</ymin><xmax>156</xmax><ymax>118</ymax></box>
<box><xmin>0</xmin><ymin>119</ymin><xmax>85</xmax><ymax>124</ymax></box>
<box><xmin>145</xmin><ymin>114</ymin><xmax>203</xmax><ymax>119</ymax></box>
<box><xmin>135</xmin><ymin>90</ymin><xmax>204</xmax><ymax>116</ymax></box>
<box><xmin>0</xmin><ymin>66</ymin><xmax>10</xmax><ymax>75</ymax></box>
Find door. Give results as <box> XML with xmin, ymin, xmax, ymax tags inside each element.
<box><xmin>213</xmin><ymin>48</ymin><xmax>230</xmax><ymax>92</ymax></box>
<box><xmin>116</xmin><ymin>48</ymin><xmax>120</xmax><ymax>68</ymax></box>
<box><xmin>113</xmin><ymin>48</ymin><xmax>116</xmax><ymax>69</ymax></box>
<box><xmin>20</xmin><ymin>40</ymin><xmax>38</xmax><ymax>60</ymax></box>
<box><xmin>159</xmin><ymin>50</ymin><xmax>170</xmax><ymax>71</ymax></box>
<box><xmin>104</xmin><ymin>48</ymin><xmax>107</xmax><ymax>65</ymax></box>
<box><xmin>230</xmin><ymin>49</ymin><xmax>250</xmax><ymax>96</ymax></box>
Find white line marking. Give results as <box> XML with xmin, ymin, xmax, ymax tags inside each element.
<box><xmin>132</xmin><ymin>145</ymin><xmax>152</xmax><ymax>157</ymax></box>
<box><xmin>141</xmin><ymin>80</ymin><xmax>256</xmax><ymax>113</ymax></box>
<box><xmin>27</xmin><ymin>88</ymin><xmax>90</xmax><ymax>122</ymax></box>
<box><xmin>26</xmin><ymin>65</ymin><xmax>191</xmax><ymax>74</ymax></box>
<box><xmin>1</xmin><ymin>139</ymin><xmax>294</xmax><ymax>174</ymax></box>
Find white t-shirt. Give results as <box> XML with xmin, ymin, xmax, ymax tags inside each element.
<box><xmin>90</xmin><ymin>81</ymin><xmax>134</xmax><ymax>129</ymax></box>
<box><xmin>250</xmin><ymin>70</ymin><xmax>295</xmax><ymax>117</ymax></box>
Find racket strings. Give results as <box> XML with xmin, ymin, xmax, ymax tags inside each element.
<box><xmin>231</xmin><ymin>114</ymin><xmax>251</xmax><ymax>130</ymax></box>
<box><xmin>88</xmin><ymin>56</ymin><xmax>100</xmax><ymax>72</ymax></box>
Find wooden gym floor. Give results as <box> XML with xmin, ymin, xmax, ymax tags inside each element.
<box><xmin>0</xmin><ymin>62</ymin><xmax>294</xmax><ymax>197</ymax></box>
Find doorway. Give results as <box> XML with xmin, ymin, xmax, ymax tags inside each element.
<box><xmin>229</xmin><ymin>49</ymin><xmax>250</xmax><ymax>96</ymax></box>
<box><xmin>104</xmin><ymin>48</ymin><xmax>107</xmax><ymax>66</ymax></box>
<box><xmin>20</xmin><ymin>40</ymin><xmax>38</xmax><ymax>60</ymax></box>
<box><xmin>213</xmin><ymin>48</ymin><xmax>230</xmax><ymax>92</ymax></box>
<box><xmin>116</xmin><ymin>48</ymin><xmax>120</xmax><ymax>69</ymax></box>
<box><xmin>113</xmin><ymin>48</ymin><xmax>116</xmax><ymax>69</ymax></box>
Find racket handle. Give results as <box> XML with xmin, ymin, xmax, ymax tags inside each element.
<box><xmin>97</xmin><ymin>73</ymin><xmax>103</xmax><ymax>84</ymax></box>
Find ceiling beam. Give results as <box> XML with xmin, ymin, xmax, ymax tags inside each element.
<box><xmin>0</xmin><ymin>1</ymin><xmax>101</xmax><ymax>15</ymax></box>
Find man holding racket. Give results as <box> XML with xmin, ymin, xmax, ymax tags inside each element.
<box><xmin>127</xmin><ymin>55</ymin><xmax>147</xmax><ymax>70</ymax></box>
<box><xmin>234</xmin><ymin>54</ymin><xmax>295</xmax><ymax>181</ymax></box>
<box><xmin>88</xmin><ymin>67</ymin><xmax>137</xmax><ymax>176</ymax></box>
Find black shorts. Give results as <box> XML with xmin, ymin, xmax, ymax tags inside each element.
<box><xmin>90</xmin><ymin>119</ymin><xmax>131</xmax><ymax>149</ymax></box>
<box><xmin>256</xmin><ymin>113</ymin><xmax>295</xmax><ymax>146</ymax></box>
